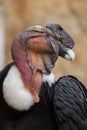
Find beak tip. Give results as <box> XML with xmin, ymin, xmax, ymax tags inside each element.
<box><xmin>64</xmin><ymin>49</ymin><xmax>75</xmax><ymax>61</ymax></box>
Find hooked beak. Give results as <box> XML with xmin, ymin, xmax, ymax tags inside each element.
<box><xmin>59</xmin><ymin>44</ymin><xmax>75</xmax><ymax>61</ymax></box>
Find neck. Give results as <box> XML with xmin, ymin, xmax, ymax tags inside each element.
<box><xmin>3</xmin><ymin>64</ymin><xmax>55</xmax><ymax>111</ymax></box>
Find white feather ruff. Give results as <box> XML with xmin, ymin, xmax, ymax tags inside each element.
<box><xmin>3</xmin><ymin>65</ymin><xmax>34</xmax><ymax>111</ymax></box>
<box><xmin>43</xmin><ymin>73</ymin><xmax>55</xmax><ymax>87</ymax></box>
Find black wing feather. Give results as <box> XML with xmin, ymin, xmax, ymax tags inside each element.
<box><xmin>53</xmin><ymin>75</ymin><xmax>87</xmax><ymax>130</ymax></box>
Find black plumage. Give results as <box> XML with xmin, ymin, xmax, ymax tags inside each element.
<box><xmin>0</xmin><ymin>63</ymin><xmax>87</xmax><ymax>130</ymax></box>
<box><xmin>53</xmin><ymin>76</ymin><xmax>87</xmax><ymax>130</ymax></box>
<box><xmin>0</xmin><ymin>63</ymin><xmax>57</xmax><ymax>130</ymax></box>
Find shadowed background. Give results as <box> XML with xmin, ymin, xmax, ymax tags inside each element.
<box><xmin>0</xmin><ymin>0</ymin><xmax>87</xmax><ymax>85</ymax></box>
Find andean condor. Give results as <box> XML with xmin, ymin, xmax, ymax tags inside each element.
<box><xmin>1</xmin><ymin>23</ymin><xmax>86</xmax><ymax>130</ymax></box>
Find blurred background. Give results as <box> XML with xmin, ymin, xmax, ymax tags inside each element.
<box><xmin>0</xmin><ymin>0</ymin><xmax>87</xmax><ymax>85</ymax></box>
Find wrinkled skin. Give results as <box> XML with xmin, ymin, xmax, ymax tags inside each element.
<box><xmin>11</xmin><ymin>24</ymin><xmax>75</xmax><ymax>103</ymax></box>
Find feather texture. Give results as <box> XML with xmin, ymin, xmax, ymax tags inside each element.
<box><xmin>53</xmin><ymin>76</ymin><xmax>87</xmax><ymax>130</ymax></box>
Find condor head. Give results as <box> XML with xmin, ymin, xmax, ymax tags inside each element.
<box><xmin>11</xmin><ymin>24</ymin><xmax>75</xmax><ymax>104</ymax></box>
